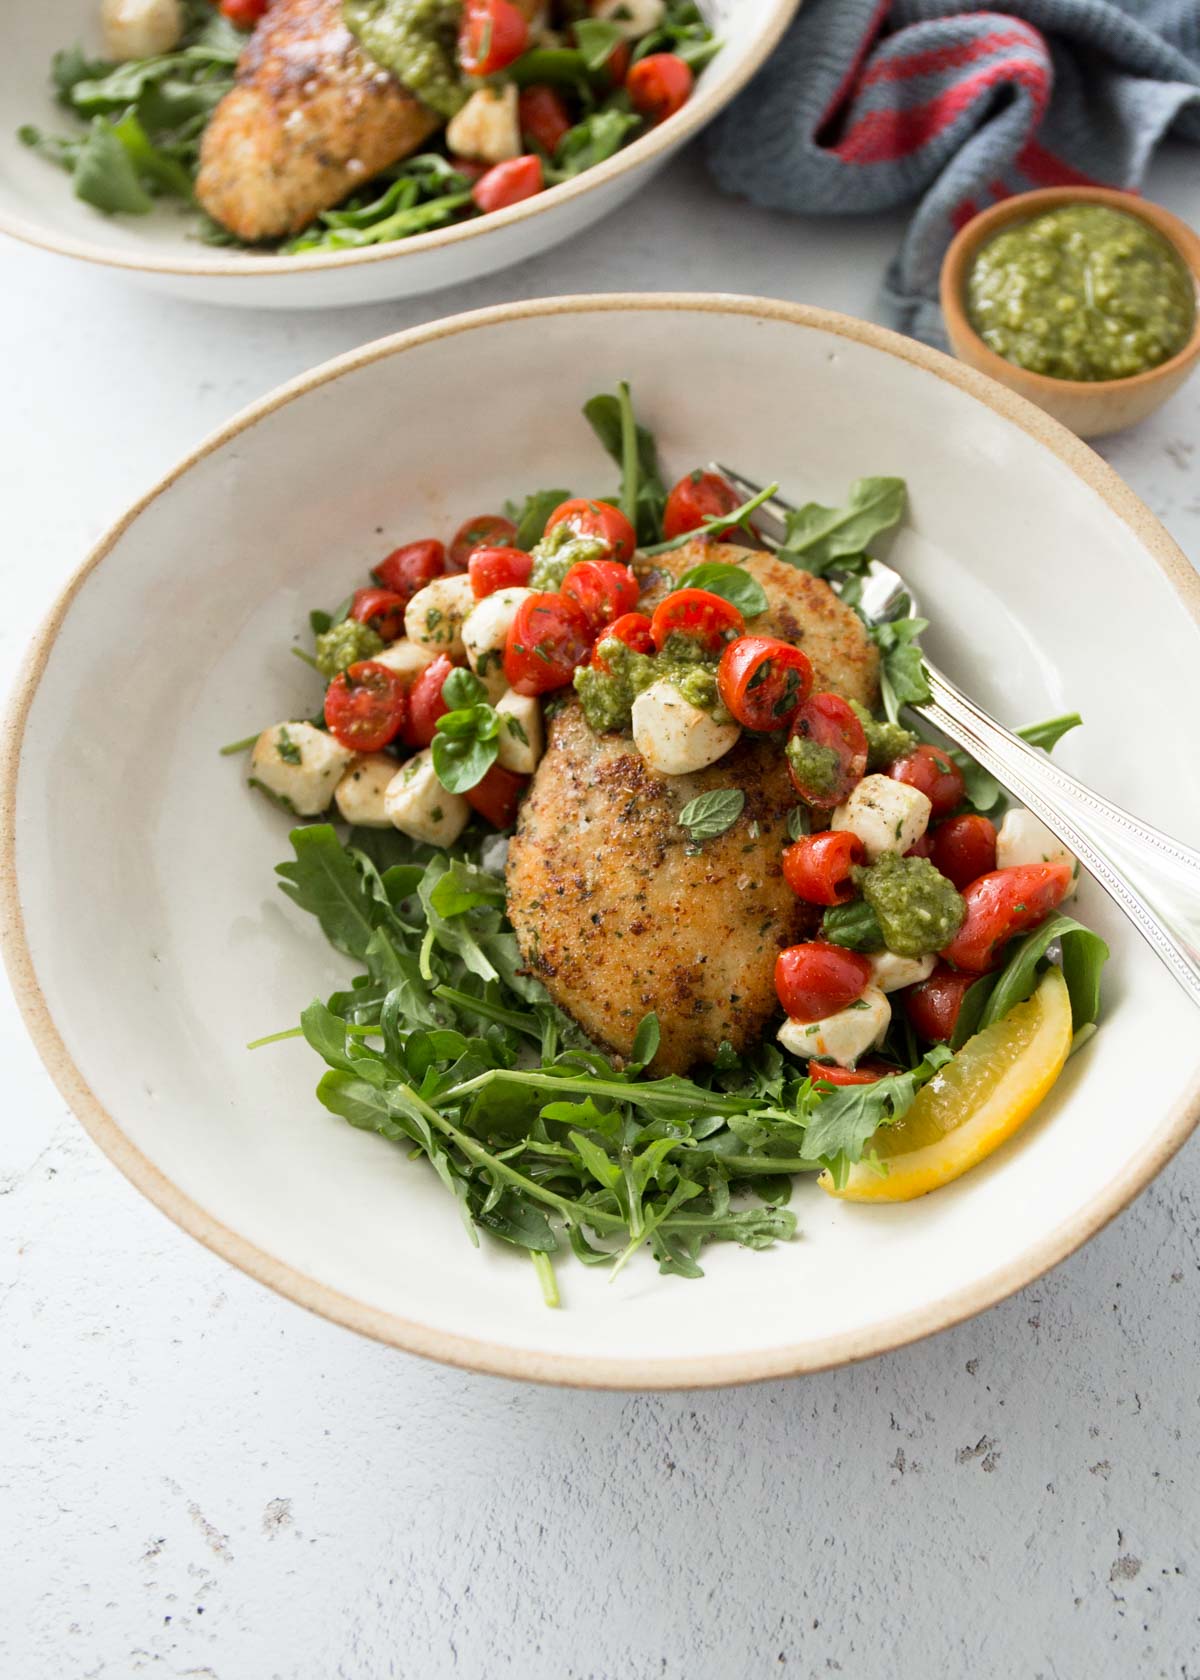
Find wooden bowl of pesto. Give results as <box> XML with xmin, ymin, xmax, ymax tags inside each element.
<box><xmin>940</xmin><ymin>187</ymin><xmax>1200</xmax><ymax>440</ymax></box>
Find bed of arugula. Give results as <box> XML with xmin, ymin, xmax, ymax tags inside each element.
<box><xmin>248</xmin><ymin>385</ymin><xmax>1108</xmax><ymax>1305</ymax></box>
<box><xmin>20</xmin><ymin>0</ymin><xmax>716</xmax><ymax>254</ymax></box>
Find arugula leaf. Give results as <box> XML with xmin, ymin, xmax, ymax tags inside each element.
<box><xmin>552</xmin><ymin>109</ymin><xmax>642</xmax><ymax>181</ymax></box>
<box><xmin>633</xmin><ymin>0</ymin><xmax>721</xmax><ymax>71</ymax></box>
<box><xmin>572</xmin><ymin>18</ymin><xmax>627</xmax><ymax>68</ymax></box>
<box><xmin>939</xmin><ymin>713</ymin><xmax>1085</xmax><ymax>813</ymax></box>
<box><xmin>642</xmin><ymin>482</ymin><xmax>779</xmax><ymax>557</ymax></box>
<box><xmin>976</xmin><ymin>916</ymin><xmax>1108</xmax><ymax>1038</ymax></box>
<box><xmin>675</xmin><ymin>561</ymin><xmax>768</xmax><ymax>618</ymax></box>
<box><xmin>583</xmin><ymin>387</ymin><xmax>667</xmax><ymax>544</ymax></box>
<box><xmin>777</xmin><ymin>477</ymin><xmax>906</xmax><ymax>575</ymax></box>
<box><xmin>803</xmin><ymin>1047</ymin><xmax>953</xmax><ymax>1182</ymax></box>
<box><xmin>276</xmin><ymin>826</ymin><xmax>382</xmax><ymax>961</ymax></box>
<box><xmin>1019</xmin><ymin>713</ymin><xmax>1083</xmax><ymax>754</ymax></box>
<box><xmin>71</xmin><ymin>117</ymin><xmax>155</xmax><ymax>214</ymax></box>
<box><xmin>505</xmin><ymin>488</ymin><xmax>573</xmax><ymax>551</ymax></box>
<box><xmin>678</xmin><ymin>789</ymin><xmax>745</xmax><ymax>842</ymax></box>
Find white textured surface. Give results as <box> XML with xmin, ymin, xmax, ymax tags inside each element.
<box><xmin>3</xmin><ymin>143</ymin><xmax>1200</xmax><ymax>1679</ymax></box>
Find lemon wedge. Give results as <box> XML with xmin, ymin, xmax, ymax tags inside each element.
<box><xmin>820</xmin><ymin>965</ymin><xmax>1072</xmax><ymax>1203</ymax></box>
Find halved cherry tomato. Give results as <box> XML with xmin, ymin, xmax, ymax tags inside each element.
<box><xmin>591</xmin><ymin>612</ymin><xmax>654</xmax><ymax>669</ymax></box>
<box><xmin>324</xmin><ymin>660</ymin><xmax>407</xmax><ymax>753</ymax></box>
<box><xmin>519</xmin><ymin>85</ymin><xmax>572</xmax><ymax>154</ymax></box>
<box><xmin>941</xmin><ymin>862</ymin><xmax>1075</xmax><ymax>973</ymax></box>
<box><xmin>905</xmin><ymin>964</ymin><xmax>977</xmax><ymax>1043</ymax></box>
<box><xmin>472</xmin><ymin>155</ymin><xmax>544</xmax><ymax>214</ymax></box>
<box><xmin>544</xmin><ymin>498</ymin><xmax>637</xmax><ymax>565</ymax></box>
<box><xmin>468</xmin><ymin>546</ymin><xmax>533</xmax><ymax>598</ymax></box>
<box><xmin>810</xmin><ymin>1057</ymin><xmax>896</xmax><ymax>1087</ymax></box>
<box><xmin>650</xmin><ymin>588</ymin><xmax>744</xmax><ymax>655</ymax></box>
<box><xmin>717</xmin><ymin>635</ymin><xmax>813</xmax><ymax>732</ymax></box>
<box><xmin>782</xmin><ymin>830</ymin><xmax>865</xmax><ymax>907</ymax></box>
<box><xmin>504</xmin><ymin>592</ymin><xmax>593</xmax><ymax>695</ymax></box>
<box><xmin>401</xmin><ymin>653</ymin><xmax>455</xmax><ymax>749</ymax></box>
<box><xmin>562</xmin><ymin>560</ymin><xmax>639</xmax><ymax>630</ymax></box>
<box><xmin>349</xmin><ymin>586</ymin><xmax>406</xmax><ymax>642</ymax></box>
<box><xmin>465</xmin><ymin>762</ymin><xmax>529</xmax><ymax>829</ymax></box>
<box><xmin>374</xmin><ymin>539</ymin><xmax>446</xmax><ymax>600</ymax></box>
<box><xmin>775</xmin><ymin>941</ymin><xmax>871</xmax><ymax>1024</ymax></box>
<box><xmin>220</xmin><ymin>0</ymin><xmax>267</xmax><ymax>25</ymax></box>
<box><xmin>929</xmin><ymin>813</ymin><xmax>997</xmax><ymax>891</ymax></box>
<box><xmin>663</xmin><ymin>470</ymin><xmax>743</xmax><ymax>542</ymax></box>
<box><xmin>786</xmin><ymin>692</ymin><xmax>868</xmax><ymax>810</ymax></box>
<box><xmin>890</xmin><ymin>743</ymin><xmax>965</xmax><ymax>819</ymax></box>
<box><xmin>459</xmin><ymin>0</ymin><xmax>528</xmax><ymax>74</ymax></box>
<box><xmin>627</xmin><ymin>52</ymin><xmax>693</xmax><ymax>124</ymax></box>
<box><xmin>449</xmin><ymin>514</ymin><xmax>517</xmax><ymax>570</ymax></box>
<box><xmin>605</xmin><ymin>40</ymin><xmax>631</xmax><ymax>85</ymax></box>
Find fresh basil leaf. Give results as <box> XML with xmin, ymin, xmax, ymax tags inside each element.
<box><xmin>442</xmin><ymin>666</ymin><xmax>488</xmax><ymax>709</ymax></box>
<box><xmin>786</xmin><ymin>807</ymin><xmax>812</xmax><ymax>841</ymax></box>
<box><xmin>821</xmin><ymin>900</ymin><xmax>883</xmax><ymax>951</ymax></box>
<box><xmin>778</xmin><ymin>477</ymin><xmax>906</xmax><ymax>574</ymax></box>
<box><xmin>678</xmin><ymin>788</ymin><xmax>745</xmax><ymax>841</ymax></box>
<box><xmin>431</xmin><ymin>729</ymin><xmax>499</xmax><ymax>794</ymax></box>
<box><xmin>675</xmin><ymin>561</ymin><xmax>768</xmax><ymax>618</ymax></box>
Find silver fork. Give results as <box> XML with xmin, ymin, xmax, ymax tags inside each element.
<box><xmin>714</xmin><ymin>463</ymin><xmax>1200</xmax><ymax>1011</ymax></box>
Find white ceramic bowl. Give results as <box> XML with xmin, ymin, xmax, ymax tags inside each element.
<box><xmin>0</xmin><ymin>0</ymin><xmax>797</xmax><ymax>308</ymax></box>
<box><xmin>5</xmin><ymin>295</ymin><xmax>1200</xmax><ymax>1387</ymax></box>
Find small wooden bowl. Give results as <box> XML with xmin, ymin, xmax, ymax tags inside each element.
<box><xmin>940</xmin><ymin>186</ymin><xmax>1200</xmax><ymax>439</ymax></box>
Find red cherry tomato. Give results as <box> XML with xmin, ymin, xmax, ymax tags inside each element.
<box><xmin>401</xmin><ymin>653</ymin><xmax>455</xmax><ymax>749</ymax></box>
<box><xmin>929</xmin><ymin>813</ymin><xmax>998</xmax><ymax>891</ymax></box>
<box><xmin>717</xmin><ymin>635</ymin><xmax>814</xmax><ymax>732</ymax></box>
<box><xmin>349</xmin><ymin>586</ymin><xmax>406</xmax><ymax>642</ymax></box>
<box><xmin>905</xmin><ymin>964</ymin><xmax>977</xmax><ymax>1043</ymax></box>
<box><xmin>890</xmin><ymin>743</ymin><xmax>965</xmax><ymax>819</ymax></box>
<box><xmin>775</xmin><ymin>941</ymin><xmax>872</xmax><ymax>1024</ymax></box>
<box><xmin>449</xmin><ymin>514</ymin><xmax>517</xmax><ymax>570</ymax></box>
<box><xmin>786</xmin><ymin>692</ymin><xmax>868</xmax><ymax>811</ymax></box>
<box><xmin>544</xmin><ymin>498</ymin><xmax>638</xmax><ymax>565</ymax></box>
<box><xmin>627</xmin><ymin>52</ymin><xmax>693</xmax><ymax>124</ymax></box>
<box><xmin>905</xmin><ymin>832</ymin><xmax>934</xmax><ymax>860</ymax></box>
<box><xmin>663</xmin><ymin>470</ymin><xmax>743</xmax><ymax>542</ymax></box>
<box><xmin>323</xmin><ymin>660</ymin><xmax>407</xmax><ymax>753</ymax></box>
<box><xmin>468</xmin><ymin>546</ymin><xmax>533</xmax><ymax>598</ymax></box>
<box><xmin>562</xmin><ymin>560</ymin><xmax>639</xmax><ymax>630</ymax></box>
<box><xmin>504</xmin><ymin>592</ymin><xmax>593</xmax><ymax>695</ymax></box>
<box><xmin>810</xmin><ymin>1057</ymin><xmax>896</xmax><ymax>1087</ymax></box>
<box><xmin>458</xmin><ymin>0</ymin><xmax>529</xmax><ymax>74</ymax></box>
<box><xmin>605</xmin><ymin>40</ymin><xmax>631</xmax><ymax>84</ymax></box>
<box><xmin>519</xmin><ymin>85</ymin><xmax>572</xmax><ymax>154</ymax></box>
<box><xmin>591</xmin><ymin>612</ymin><xmax>654</xmax><ymax>670</ymax></box>
<box><xmin>781</xmin><ymin>830</ymin><xmax>865</xmax><ymax>907</ymax></box>
<box><xmin>220</xmin><ymin>0</ymin><xmax>267</xmax><ymax>25</ymax></box>
<box><xmin>373</xmin><ymin>539</ymin><xmax>446</xmax><ymax>600</ymax></box>
<box><xmin>941</xmin><ymin>862</ymin><xmax>1075</xmax><ymax>973</ymax></box>
<box><xmin>472</xmin><ymin>155</ymin><xmax>544</xmax><ymax>214</ymax></box>
<box><xmin>465</xmin><ymin>762</ymin><xmax>529</xmax><ymax>829</ymax></box>
<box><xmin>650</xmin><ymin>588</ymin><xmax>744</xmax><ymax>655</ymax></box>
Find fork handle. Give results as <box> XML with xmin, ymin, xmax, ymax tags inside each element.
<box><xmin>920</xmin><ymin>663</ymin><xmax>1200</xmax><ymax>1009</ymax></box>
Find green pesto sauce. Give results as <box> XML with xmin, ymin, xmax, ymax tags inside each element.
<box><xmin>528</xmin><ymin>525</ymin><xmax>609</xmax><ymax>591</ymax></box>
<box><xmin>343</xmin><ymin>0</ymin><xmax>466</xmax><ymax>118</ymax></box>
<box><xmin>849</xmin><ymin>699</ymin><xmax>916</xmax><ymax>772</ymax></box>
<box><xmin>784</xmin><ymin>734</ymin><xmax>840</xmax><ymax>798</ymax></box>
<box><xmin>966</xmin><ymin>204</ymin><xmax>1196</xmax><ymax>382</ymax></box>
<box><xmin>860</xmin><ymin>852</ymin><xmax>964</xmax><ymax>959</ymax></box>
<box><xmin>315</xmin><ymin>618</ymin><xmax>383</xmax><ymax>679</ymax></box>
<box><xmin>574</xmin><ymin>632</ymin><xmax>724</xmax><ymax>734</ymax></box>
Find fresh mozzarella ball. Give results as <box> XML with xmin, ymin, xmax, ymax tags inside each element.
<box><xmin>249</xmin><ymin>722</ymin><xmax>354</xmax><ymax>817</ymax></box>
<box><xmin>832</xmin><ymin>773</ymin><xmax>932</xmax><ymax>862</ymax></box>
<box><xmin>495</xmin><ymin>690</ymin><xmax>544</xmax><ymax>775</ymax></box>
<box><xmin>591</xmin><ymin>0</ymin><xmax>665</xmax><ymax>35</ymax></box>
<box><xmin>631</xmin><ymin>679</ymin><xmax>740</xmax><ymax>777</ymax></box>
<box><xmin>101</xmin><ymin>0</ymin><xmax>184</xmax><ymax>60</ymax></box>
<box><xmin>777</xmin><ymin>986</ymin><xmax>892</xmax><ymax>1070</ymax></box>
<box><xmin>334</xmin><ymin>753</ymin><xmax>399</xmax><ymax>829</ymax></box>
<box><xmin>384</xmin><ymin>749</ymin><xmax>469</xmax><ymax>847</ymax></box>
<box><xmin>445</xmin><ymin>85</ymin><xmax>521</xmax><ymax>164</ymax></box>
<box><xmin>370</xmin><ymin>639</ymin><xmax>437</xmax><ymax>682</ymax></box>
<box><xmin>996</xmin><ymin>808</ymin><xmax>1080</xmax><ymax>899</ymax></box>
<box><xmin>463</xmin><ymin>589</ymin><xmax>533</xmax><ymax>701</ymax></box>
<box><xmin>404</xmin><ymin>575</ymin><xmax>476</xmax><ymax>661</ymax></box>
<box><xmin>867</xmin><ymin>950</ymin><xmax>937</xmax><ymax>993</ymax></box>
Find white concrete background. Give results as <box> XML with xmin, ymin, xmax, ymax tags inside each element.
<box><xmin>4</xmin><ymin>140</ymin><xmax>1200</xmax><ymax>1680</ymax></box>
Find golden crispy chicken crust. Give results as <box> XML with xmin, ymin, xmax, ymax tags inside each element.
<box><xmin>506</xmin><ymin>540</ymin><xmax>880</xmax><ymax>1073</ymax></box>
<box><xmin>195</xmin><ymin>0</ymin><xmax>440</xmax><ymax>242</ymax></box>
